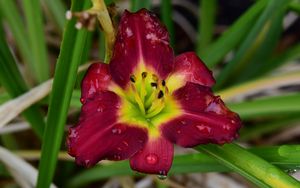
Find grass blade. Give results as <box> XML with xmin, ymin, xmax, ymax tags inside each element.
<box><xmin>0</xmin><ymin>26</ymin><xmax>45</xmax><ymax>138</ymax></box>
<box><xmin>228</xmin><ymin>93</ymin><xmax>300</xmax><ymax>119</ymax></box>
<box><xmin>240</xmin><ymin>115</ymin><xmax>300</xmax><ymax>141</ymax></box>
<box><xmin>261</xmin><ymin>43</ymin><xmax>300</xmax><ymax>75</ymax></box>
<box><xmin>215</xmin><ymin>0</ymin><xmax>291</xmax><ymax>89</ymax></box>
<box><xmin>67</xmin><ymin>144</ymin><xmax>300</xmax><ymax>187</ymax></box>
<box><xmin>197</xmin><ymin>143</ymin><xmax>300</xmax><ymax>188</ymax></box>
<box><xmin>218</xmin><ymin>71</ymin><xmax>300</xmax><ymax>101</ymax></box>
<box><xmin>201</xmin><ymin>0</ymin><xmax>268</xmax><ymax>68</ymax></box>
<box><xmin>131</xmin><ymin>0</ymin><xmax>151</xmax><ymax>12</ymax></box>
<box><xmin>197</xmin><ymin>0</ymin><xmax>217</xmax><ymax>55</ymax></box>
<box><xmin>222</xmin><ymin>4</ymin><xmax>286</xmax><ymax>85</ymax></box>
<box><xmin>0</xmin><ymin>0</ymin><xmax>32</xmax><ymax>66</ymax></box>
<box><xmin>42</xmin><ymin>0</ymin><xmax>66</xmax><ymax>31</ymax></box>
<box><xmin>0</xmin><ymin>146</ymin><xmax>57</xmax><ymax>188</ymax></box>
<box><xmin>22</xmin><ymin>0</ymin><xmax>50</xmax><ymax>83</ymax></box>
<box><xmin>36</xmin><ymin>1</ymin><xmax>92</xmax><ymax>187</ymax></box>
<box><xmin>161</xmin><ymin>0</ymin><xmax>174</xmax><ymax>46</ymax></box>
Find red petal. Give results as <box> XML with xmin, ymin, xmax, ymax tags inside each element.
<box><xmin>67</xmin><ymin>91</ymin><xmax>148</xmax><ymax>167</ymax></box>
<box><xmin>129</xmin><ymin>137</ymin><xmax>173</xmax><ymax>175</ymax></box>
<box><xmin>161</xmin><ymin>82</ymin><xmax>241</xmax><ymax>147</ymax></box>
<box><xmin>110</xmin><ymin>9</ymin><xmax>173</xmax><ymax>88</ymax></box>
<box><xmin>81</xmin><ymin>63</ymin><xmax>112</xmax><ymax>103</ymax></box>
<box><xmin>168</xmin><ymin>52</ymin><xmax>215</xmax><ymax>90</ymax></box>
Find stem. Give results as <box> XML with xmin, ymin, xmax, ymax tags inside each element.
<box><xmin>91</xmin><ymin>0</ymin><xmax>115</xmax><ymax>63</ymax></box>
<box><xmin>196</xmin><ymin>143</ymin><xmax>300</xmax><ymax>188</ymax></box>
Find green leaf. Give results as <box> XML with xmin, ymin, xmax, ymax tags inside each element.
<box><xmin>42</xmin><ymin>0</ymin><xmax>66</xmax><ymax>31</ymax></box>
<box><xmin>215</xmin><ymin>0</ymin><xmax>291</xmax><ymax>89</ymax></box>
<box><xmin>228</xmin><ymin>93</ymin><xmax>300</xmax><ymax>119</ymax></box>
<box><xmin>0</xmin><ymin>25</ymin><xmax>45</xmax><ymax>138</ymax></box>
<box><xmin>240</xmin><ymin>115</ymin><xmax>300</xmax><ymax>141</ymax></box>
<box><xmin>161</xmin><ymin>0</ymin><xmax>174</xmax><ymax>46</ymax></box>
<box><xmin>197</xmin><ymin>144</ymin><xmax>300</xmax><ymax>188</ymax></box>
<box><xmin>197</xmin><ymin>0</ymin><xmax>217</xmax><ymax>55</ymax></box>
<box><xmin>201</xmin><ymin>0</ymin><xmax>268</xmax><ymax>68</ymax></box>
<box><xmin>234</xmin><ymin>8</ymin><xmax>285</xmax><ymax>83</ymax></box>
<box><xmin>261</xmin><ymin>43</ymin><xmax>300</xmax><ymax>75</ymax></box>
<box><xmin>0</xmin><ymin>0</ymin><xmax>33</xmax><ymax>68</ymax></box>
<box><xmin>67</xmin><ymin>145</ymin><xmax>300</xmax><ymax>187</ymax></box>
<box><xmin>131</xmin><ymin>0</ymin><xmax>151</xmax><ymax>12</ymax></box>
<box><xmin>36</xmin><ymin>1</ymin><xmax>92</xmax><ymax>187</ymax></box>
<box><xmin>22</xmin><ymin>0</ymin><xmax>50</xmax><ymax>83</ymax></box>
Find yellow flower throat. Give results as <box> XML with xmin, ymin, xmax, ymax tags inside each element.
<box><xmin>129</xmin><ymin>71</ymin><xmax>168</xmax><ymax>118</ymax></box>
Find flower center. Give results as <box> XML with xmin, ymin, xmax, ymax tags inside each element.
<box><xmin>129</xmin><ymin>72</ymin><xmax>168</xmax><ymax>118</ymax></box>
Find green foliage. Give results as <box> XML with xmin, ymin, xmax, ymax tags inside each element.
<box><xmin>0</xmin><ymin>0</ymin><xmax>300</xmax><ymax>187</ymax></box>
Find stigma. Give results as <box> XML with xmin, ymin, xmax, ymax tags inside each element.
<box><xmin>129</xmin><ymin>71</ymin><xmax>168</xmax><ymax>118</ymax></box>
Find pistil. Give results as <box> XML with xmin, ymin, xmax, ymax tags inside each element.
<box><xmin>129</xmin><ymin>72</ymin><xmax>168</xmax><ymax>119</ymax></box>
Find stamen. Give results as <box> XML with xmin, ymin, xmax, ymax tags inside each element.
<box><xmin>146</xmin><ymin>99</ymin><xmax>165</xmax><ymax>118</ymax></box>
<box><xmin>130</xmin><ymin>75</ymin><xmax>136</xmax><ymax>83</ymax></box>
<box><xmin>158</xmin><ymin>90</ymin><xmax>164</xmax><ymax>99</ymax></box>
<box><xmin>150</xmin><ymin>82</ymin><xmax>157</xmax><ymax>88</ymax></box>
<box><xmin>152</xmin><ymin>74</ymin><xmax>158</xmax><ymax>82</ymax></box>
<box><xmin>140</xmin><ymin>73</ymin><xmax>147</xmax><ymax>102</ymax></box>
<box><xmin>162</xmin><ymin>80</ymin><xmax>166</xmax><ymax>86</ymax></box>
<box><xmin>131</xmin><ymin>84</ymin><xmax>145</xmax><ymax>115</ymax></box>
<box><xmin>141</xmin><ymin>72</ymin><xmax>147</xmax><ymax>78</ymax></box>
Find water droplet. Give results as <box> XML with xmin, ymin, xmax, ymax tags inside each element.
<box><xmin>157</xmin><ymin>171</ymin><xmax>167</xmax><ymax>180</ymax></box>
<box><xmin>115</xmin><ymin>104</ymin><xmax>121</xmax><ymax>109</ymax></box>
<box><xmin>231</xmin><ymin>120</ymin><xmax>236</xmax><ymax>124</ymax></box>
<box><xmin>97</xmin><ymin>105</ymin><xmax>104</xmax><ymax>112</ymax></box>
<box><xmin>69</xmin><ymin>129</ymin><xmax>77</xmax><ymax>138</ymax></box>
<box><xmin>177</xmin><ymin>130</ymin><xmax>181</xmax><ymax>134</ymax></box>
<box><xmin>125</xmin><ymin>27</ymin><xmax>133</xmax><ymax>37</ymax></box>
<box><xmin>117</xmin><ymin>147</ymin><xmax>122</xmax><ymax>151</ymax></box>
<box><xmin>196</xmin><ymin>125</ymin><xmax>211</xmax><ymax>134</ymax></box>
<box><xmin>111</xmin><ymin>124</ymin><xmax>126</xmax><ymax>135</ymax></box>
<box><xmin>80</xmin><ymin>97</ymin><xmax>86</xmax><ymax>104</ymax></box>
<box><xmin>223</xmin><ymin>124</ymin><xmax>231</xmax><ymax>131</ymax></box>
<box><xmin>285</xmin><ymin>169</ymin><xmax>297</xmax><ymax>174</ymax></box>
<box><xmin>84</xmin><ymin>160</ymin><xmax>90</xmax><ymax>166</ymax></box>
<box><xmin>145</xmin><ymin>153</ymin><xmax>158</xmax><ymax>165</ymax></box>
<box><xmin>122</xmin><ymin>141</ymin><xmax>129</xmax><ymax>146</ymax></box>
<box><xmin>180</xmin><ymin>120</ymin><xmax>186</xmax><ymax>125</ymax></box>
<box><xmin>113</xmin><ymin>154</ymin><xmax>121</xmax><ymax>160</ymax></box>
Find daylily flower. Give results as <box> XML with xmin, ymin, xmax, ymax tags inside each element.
<box><xmin>67</xmin><ymin>9</ymin><xmax>241</xmax><ymax>176</ymax></box>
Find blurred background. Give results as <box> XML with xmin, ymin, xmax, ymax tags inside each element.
<box><xmin>0</xmin><ymin>0</ymin><xmax>300</xmax><ymax>187</ymax></box>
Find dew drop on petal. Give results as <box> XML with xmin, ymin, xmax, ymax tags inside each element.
<box><xmin>84</xmin><ymin>160</ymin><xmax>90</xmax><ymax>166</ymax></box>
<box><xmin>113</xmin><ymin>154</ymin><xmax>121</xmax><ymax>160</ymax></box>
<box><xmin>157</xmin><ymin>171</ymin><xmax>167</xmax><ymax>180</ymax></box>
<box><xmin>69</xmin><ymin>129</ymin><xmax>78</xmax><ymax>138</ymax></box>
<box><xmin>196</xmin><ymin>125</ymin><xmax>211</xmax><ymax>134</ymax></box>
<box><xmin>80</xmin><ymin>97</ymin><xmax>86</xmax><ymax>104</ymax></box>
<box><xmin>145</xmin><ymin>153</ymin><xmax>158</xmax><ymax>165</ymax></box>
<box><xmin>97</xmin><ymin>104</ymin><xmax>104</xmax><ymax>112</ymax></box>
<box><xmin>111</xmin><ymin>124</ymin><xmax>126</xmax><ymax>135</ymax></box>
<box><xmin>180</xmin><ymin>120</ymin><xmax>186</xmax><ymax>125</ymax></box>
<box><xmin>223</xmin><ymin>124</ymin><xmax>231</xmax><ymax>131</ymax></box>
<box><xmin>122</xmin><ymin>140</ymin><xmax>129</xmax><ymax>147</ymax></box>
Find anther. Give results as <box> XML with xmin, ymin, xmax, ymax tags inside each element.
<box><xmin>141</xmin><ymin>72</ymin><xmax>147</xmax><ymax>78</ymax></box>
<box><xmin>158</xmin><ymin>90</ymin><xmax>164</xmax><ymax>99</ymax></box>
<box><xmin>152</xmin><ymin>74</ymin><xmax>158</xmax><ymax>82</ymax></box>
<box><xmin>162</xmin><ymin>80</ymin><xmax>166</xmax><ymax>86</ymax></box>
<box><xmin>130</xmin><ymin>75</ymin><xmax>136</xmax><ymax>83</ymax></box>
<box><xmin>151</xmin><ymin>82</ymin><xmax>158</xmax><ymax>88</ymax></box>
